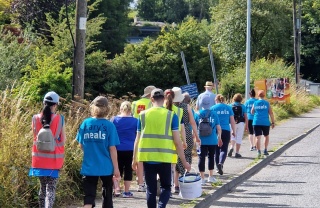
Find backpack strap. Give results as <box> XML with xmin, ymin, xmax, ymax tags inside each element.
<box><xmin>54</xmin><ymin>115</ymin><xmax>63</xmax><ymax>140</ymax></box>
<box><xmin>205</xmin><ymin>109</ymin><xmax>211</xmax><ymax>118</ymax></box>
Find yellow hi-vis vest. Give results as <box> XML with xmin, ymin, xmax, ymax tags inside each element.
<box><xmin>138</xmin><ymin>107</ymin><xmax>177</xmax><ymax>163</ymax></box>
<box><xmin>132</xmin><ymin>98</ymin><xmax>152</xmax><ymax>118</ymax></box>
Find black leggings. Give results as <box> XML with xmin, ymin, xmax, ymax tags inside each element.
<box><xmin>117</xmin><ymin>150</ymin><xmax>133</xmax><ymax>181</ymax></box>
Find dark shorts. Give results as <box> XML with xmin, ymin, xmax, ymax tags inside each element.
<box><xmin>253</xmin><ymin>125</ymin><xmax>270</xmax><ymax>136</ymax></box>
<box><xmin>248</xmin><ymin>120</ymin><xmax>254</xmax><ymax>135</ymax></box>
<box><xmin>83</xmin><ymin>175</ymin><xmax>113</xmax><ymax>207</ymax></box>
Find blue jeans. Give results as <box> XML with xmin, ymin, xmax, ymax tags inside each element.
<box><xmin>215</xmin><ymin>130</ymin><xmax>231</xmax><ymax>166</ymax></box>
<box><xmin>143</xmin><ymin>162</ymin><xmax>172</xmax><ymax>208</ymax></box>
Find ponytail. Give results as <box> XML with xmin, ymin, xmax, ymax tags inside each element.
<box><xmin>41</xmin><ymin>102</ymin><xmax>56</xmax><ymax>127</ymax></box>
<box><xmin>164</xmin><ymin>89</ymin><xmax>175</xmax><ymax>111</ymax></box>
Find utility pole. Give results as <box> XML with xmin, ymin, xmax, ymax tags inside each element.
<box><xmin>245</xmin><ymin>0</ymin><xmax>251</xmax><ymax>100</ymax></box>
<box><xmin>73</xmin><ymin>0</ymin><xmax>87</xmax><ymax>99</ymax></box>
<box><xmin>293</xmin><ymin>0</ymin><xmax>301</xmax><ymax>85</ymax></box>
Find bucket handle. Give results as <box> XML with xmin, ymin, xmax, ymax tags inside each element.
<box><xmin>182</xmin><ymin>167</ymin><xmax>198</xmax><ymax>184</ymax></box>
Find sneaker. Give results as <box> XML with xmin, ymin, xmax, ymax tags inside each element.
<box><xmin>207</xmin><ymin>176</ymin><xmax>217</xmax><ymax>183</ymax></box>
<box><xmin>201</xmin><ymin>179</ymin><xmax>206</xmax><ymax>185</ymax></box>
<box><xmin>253</xmin><ymin>146</ymin><xmax>257</xmax><ymax>150</ymax></box>
<box><xmin>122</xmin><ymin>192</ymin><xmax>133</xmax><ymax>198</ymax></box>
<box><xmin>217</xmin><ymin>164</ymin><xmax>223</xmax><ymax>175</ymax></box>
<box><xmin>257</xmin><ymin>150</ymin><xmax>261</xmax><ymax>157</ymax></box>
<box><xmin>174</xmin><ymin>186</ymin><xmax>180</xmax><ymax>193</ymax></box>
<box><xmin>250</xmin><ymin>146</ymin><xmax>254</xmax><ymax>151</ymax></box>
<box><xmin>235</xmin><ymin>153</ymin><xmax>242</xmax><ymax>158</ymax></box>
<box><xmin>137</xmin><ymin>184</ymin><xmax>146</xmax><ymax>192</ymax></box>
<box><xmin>228</xmin><ymin>148</ymin><xmax>233</xmax><ymax>157</ymax></box>
<box><xmin>264</xmin><ymin>149</ymin><xmax>269</xmax><ymax>155</ymax></box>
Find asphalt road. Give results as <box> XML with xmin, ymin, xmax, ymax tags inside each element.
<box><xmin>209</xmin><ymin>125</ymin><xmax>320</xmax><ymax>208</ymax></box>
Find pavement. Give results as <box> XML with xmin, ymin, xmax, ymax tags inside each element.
<box><xmin>69</xmin><ymin>107</ymin><xmax>320</xmax><ymax>208</ymax></box>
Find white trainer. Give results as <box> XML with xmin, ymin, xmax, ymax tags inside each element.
<box><xmin>207</xmin><ymin>176</ymin><xmax>217</xmax><ymax>183</ymax></box>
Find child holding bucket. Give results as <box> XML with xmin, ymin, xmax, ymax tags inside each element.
<box><xmin>194</xmin><ymin>97</ymin><xmax>222</xmax><ymax>185</ymax></box>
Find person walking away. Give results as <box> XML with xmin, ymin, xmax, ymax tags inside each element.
<box><xmin>194</xmin><ymin>103</ymin><xmax>222</xmax><ymax>184</ymax></box>
<box><xmin>29</xmin><ymin>91</ymin><xmax>66</xmax><ymax>208</ymax></box>
<box><xmin>228</xmin><ymin>93</ymin><xmax>248</xmax><ymax>158</ymax></box>
<box><xmin>196</xmin><ymin>81</ymin><xmax>216</xmax><ymax>111</ymax></box>
<box><xmin>251</xmin><ymin>90</ymin><xmax>275</xmax><ymax>157</ymax></box>
<box><xmin>171</xmin><ymin>87</ymin><xmax>201</xmax><ymax>193</ymax></box>
<box><xmin>244</xmin><ymin>89</ymin><xmax>258</xmax><ymax>151</ymax></box>
<box><xmin>131</xmin><ymin>85</ymin><xmax>156</xmax><ymax>192</ymax></box>
<box><xmin>211</xmin><ymin>94</ymin><xmax>236</xmax><ymax>175</ymax></box>
<box><xmin>76</xmin><ymin>96</ymin><xmax>120</xmax><ymax>208</ymax></box>
<box><xmin>132</xmin><ymin>88</ymin><xmax>191</xmax><ymax>208</ymax></box>
<box><xmin>111</xmin><ymin>101</ymin><xmax>137</xmax><ymax>198</ymax></box>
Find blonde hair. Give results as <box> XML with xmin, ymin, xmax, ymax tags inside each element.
<box><xmin>233</xmin><ymin>93</ymin><xmax>243</xmax><ymax>103</ymax></box>
<box><xmin>215</xmin><ymin>94</ymin><xmax>225</xmax><ymax>103</ymax></box>
<box><xmin>90</xmin><ymin>105</ymin><xmax>109</xmax><ymax>118</ymax></box>
<box><xmin>120</xmin><ymin>101</ymin><xmax>132</xmax><ymax>113</ymax></box>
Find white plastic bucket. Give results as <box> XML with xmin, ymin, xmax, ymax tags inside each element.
<box><xmin>178</xmin><ymin>168</ymin><xmax>202</xmax><ymax>199</ymax></box>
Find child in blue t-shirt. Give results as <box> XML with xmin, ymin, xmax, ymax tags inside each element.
<box><xmin>194</xmin><ymin>108</ymin><xmax>222</xmax><ymax>184</ymax></box>
<box><xmin>76</xmin><ymin>96</ymin><xmax>120</xmax><ymax>208</ymax></box>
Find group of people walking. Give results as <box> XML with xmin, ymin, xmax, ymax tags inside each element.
<box><xmin>29</xmin><ymin>81</ymin><xmax>275</xmax><ymax>208</ymax></box>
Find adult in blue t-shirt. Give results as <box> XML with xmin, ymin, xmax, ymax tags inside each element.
<box><xmin>251</xmin><ymin>90</ymin><xmax>275</xmax><ymax>157</ymax></box>
<box><xmin>76</xmin><ymin>96</ymin><xmax>120</xmax><ymax>208</ymax></box>
<box><xmin>244</xmin><ymin>89</ymin><xmax>258</xmax><ymax>151</ymax></box>
<box><xmin>111</xmin><ymin>101</ymin><xmax>138</xmax><ymax>197</ymax></box>
<box><xmin>194</xmin><ymin>107</ymin><xmax>222</xmax><ymax>184</ymax></box>
<box><xmin>228</xmin><ymin>93</ymin><xmax>247</xmax><ymax>158</ymax></box>
<box><xmin>211</xmin><ymin>94</ymin><xmax>236</xmax><ymax>175</ymax></box>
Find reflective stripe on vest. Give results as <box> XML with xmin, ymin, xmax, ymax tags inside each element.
<box><xmin>138</xmin><ymin>108</ymin><xmax>177</xmax><ymax>163</ymax></box>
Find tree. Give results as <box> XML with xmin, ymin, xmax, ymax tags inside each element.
<box><xmin>300</xmin><ymin>0</ymin><xmax>320</xmax><ymax>82</ymax></box>
<box><xmin>105</xmin><ymin>17</ymin><xmax>215</xmax><ymax>97</ymax></box>
<box><xmin>88</xmin><ymin>0</ymin><xmax>132</xmax><ymax>57</ymax></box>
<box><xmin>210</xmin><ymin>0</ymin><xmax>292</xmax><ymax>70</ymax></box>
<box><xmin>10</xmin><ymin>0</ymin><xmax>70</xmax><ymax>34</ymax></box>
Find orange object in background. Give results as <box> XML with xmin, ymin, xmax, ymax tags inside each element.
<box><xmin>254</xmin><ymin>78</ymin><xmax>290</xmax><ymax>104</ymax></box>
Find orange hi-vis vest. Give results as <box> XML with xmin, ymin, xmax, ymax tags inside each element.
<box><xmin>32</xmin><ymin>114</ymin><xmax>64</xmax><ymax>169</ymax></box>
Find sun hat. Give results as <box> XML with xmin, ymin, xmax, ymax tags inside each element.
<box><xmin>151</xmin><ymin>88</ymin><xmax>164</xmax><ymax>98</ymax></box>
<box><xmin>43</xmin><ymin>91</ymin><xmax>59</xmax><ymax>104</ymax></box>
<box><xmin>141</xmin><ymin>85</ymin><xmax>156</xmax><ymax>98</ymax></box>
<box><xmin>204</xmin><ymin>81</ymin><xmax>214</xmax><ymax>87</ymax></box>
<box><xmin>201</xmin><ymin>95</ymin><xmax>211</xmax><ymax>110</ymax></box>
<box><xmin>91</xmin><ymin>96</ymin><xmax>108</xmax><ymax>107</ymax></box>
<box><xmin>172</xmin><ymin>87</ymin><xmax>184</xmax><ymax>103</ymax></box>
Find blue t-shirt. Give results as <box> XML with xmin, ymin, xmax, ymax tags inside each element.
<box><xmin>112</xmin><ymin>116</ymin><xmax>137</xmax><ymax>151</ymax></box>
<box><xmin>244</xmin><ymin>98</ymin><xmax>258</xmax><ymax>120</ymax></box>
<box><xmin>211</xmin><ymin>103</ymin><xmax>234</xmax><ymax>131</ymax></box>
<box><xmin>252</xmin><ymin>99</ymin><xmax>271</xmax><ymax>126</ymax></box>
<box><xmin>76</xmin><ymin>117</ymin><xmax>120</xmax><ymax>176</ymax></box>
<box><xmin>194</xmin><ymin>109</ymin><xmax>220</xmax><ymax>145</ymax></box>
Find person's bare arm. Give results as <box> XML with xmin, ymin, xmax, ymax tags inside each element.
<box><xmin>109</xmin><ymin>146</ymin><xmax>120</xmax><ymax>178</ymax></box>
<box><xmin>173</xmin><ymin>130</ymin><xmax>191</xmax><ymax>171</ymax></box>
<box><xmin>180</xmin><ymin>124</ymin><xmax>187</xmax><ymax>149</ymax></box>
<box><xmin>251</xmin><ymin>104</ymin><xmax>255</xmax><ymax>115</ymax></box>
<box><xmin>188</xmin><ymin>105</ymin><xmax>200</xmax><ymax>143</ymax></box>
<box><xmin>269</xmin><ymin>105</ymin><xmax>275</xmax><ymax>129</ymax></box>
<box><xmin>216</xmin><ymin>125</ymin><xmax>222</xmax><ymax>147</ymax></box>
<box><xmin>132</xmin><ymin>132</ymin><xmax>141</xmax><ymax>171</ymax></box>
<box><xmin>230</xmin><ymin>116</ymin><xmax>236</xmax><ymax>137</ymax></box>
